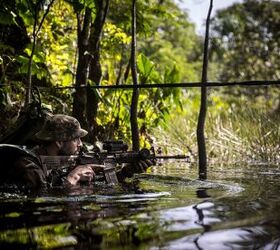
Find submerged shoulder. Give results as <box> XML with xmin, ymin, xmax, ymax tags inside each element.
<box><xmin>0</xmin><ymin>144</ymin><xmax>47</xmax><ymax>190</ymax></box>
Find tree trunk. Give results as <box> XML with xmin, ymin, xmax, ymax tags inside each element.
<box><xmin>72</xmin><ymin>8</ymin><xmax>92</xmax><ymax>130</ymax></box>
<box><xmin>25</xmin><ymin>0</ymin><xmax>55</xmax><ymax>107</ymax></box>
<box><xmin>196</xmin><ymin>0</ymin><xmax>213</xmax><ymax>180</ymax></box>
<box><xmin>87</xmin><ymin>0</ymin><xmax>110</xmax><ymax>142</ymax></box>
<box><xmin>130</xmin><ymin>0</ymin><xmax>140</xmax><ymax>151</ymax></box>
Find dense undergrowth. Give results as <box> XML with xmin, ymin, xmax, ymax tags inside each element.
<box><xmin>153</xmin><ymin>90</ymin><xmax>280</xmax><ymax>165</ymax></box>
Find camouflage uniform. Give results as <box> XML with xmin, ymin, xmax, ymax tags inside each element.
<box><xmin>0</xmin><ymin>114</ymin><xmax>153</xmax><ymax>192</ymax></box>
<box><xmin>1</xmin><ymin>115</ymin><xmax>87</xmax><ymax>191</ymax></box>
<box><xmin>0</xmin><ymin>144</ymin><xmax>48</xmax><ymax>191</ymax></box>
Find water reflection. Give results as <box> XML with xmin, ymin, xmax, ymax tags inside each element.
<box><xmin>196</xmin><ymin>188</ymin><xmax>211</xmax><ymax>198</ymax></box>
<box><xmin>164</xmin><ymin>225</ymin><xmax>279</xmax><ymax>250</ymax></box>
<box><xmin>0</xmin><ymin>164</ymin><xmax>279</xmax><ymax>249</ymax></box>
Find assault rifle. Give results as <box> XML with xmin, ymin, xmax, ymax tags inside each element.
<box><xmin>39</xmin><ymin>141</ymin><xmax>189</xmax><ymax>184</ymax></box>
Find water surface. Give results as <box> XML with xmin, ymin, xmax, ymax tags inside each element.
<box><xmin>0</xmin><ymin>163</ymin><xmax>279</xmax><ymax>249</ymax></box>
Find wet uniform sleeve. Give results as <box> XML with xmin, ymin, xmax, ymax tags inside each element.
<box><xmin>13</xmin><ymin>156</ymin><xmax>48</xmax><ymax>189</ymax></box>
<box><xmin>116</xmin><ymin>159</ymin><xmax>155</xmax><ymax>182</ymax></box>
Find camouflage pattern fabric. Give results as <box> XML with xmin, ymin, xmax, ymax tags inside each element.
<box><xmin>0</xmin><ymin>144</ymin><xmax>47</xmax><ymax>191</ymax></box>
<box><xmin>35</xmin><ymin>114</ymin><xmax>87</xmax><ymax>141</ymax></box>
<box><xmin>13</xmin><ymin>157</ymin><xmax>47</xmax><ymax>189</ymax></box>
<box><xmin>0</xmin><ymin>144</ymin><xmax>71</xmax><ymax>191</ymax></box>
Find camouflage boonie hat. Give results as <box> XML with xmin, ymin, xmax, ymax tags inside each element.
<box><xmin>35</xmin><ymin>114</ymin><xmax>88</xmax><ymax>141</ymax></box>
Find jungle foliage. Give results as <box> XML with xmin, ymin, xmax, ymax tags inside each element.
<box><xmin>0</xmin><ymin>0</ymin><xmax>279</xmax><ymax>163</ymax></box>
<box><xmin>155</xmin><ymin>0</ymin><xmax>280</xmax><ymax>164</ymax></box>
<box><xmin>0</xmin><ymin>0</ymin><xmax>200</xmax><ymax>145</ymax></box>
<box><xmin>209</xmin><ymin>0</ymin><xmax>280</xmax><ymax>163</ymax></box>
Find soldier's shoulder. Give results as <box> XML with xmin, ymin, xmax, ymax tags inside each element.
<box><xmin>0</xmin><ymin>144</ymin><xmax>49</xmax><ymax>193</ymax></box>
<box><xmin>0</xmin><ymin>144</ymin><xmax>40</xmax><ymax>166</ymax></box>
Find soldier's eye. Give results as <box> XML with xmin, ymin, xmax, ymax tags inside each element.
<box><xmin>73</xmin><ymin>138</ymin><xmax>81</xmax><ymax>143</ymax></box>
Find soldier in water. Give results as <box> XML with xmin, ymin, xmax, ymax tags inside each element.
<box><xmin>1</xmin><ymin>114</ymin><xmax>154</xmax><ymax>191</ymax></box>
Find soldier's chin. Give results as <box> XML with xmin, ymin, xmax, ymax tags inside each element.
<box><xmin>58</xmin><ymin>149</ymin><xmax>78</xmax><ymax>156</ymax></box>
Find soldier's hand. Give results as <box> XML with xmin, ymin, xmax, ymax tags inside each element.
<box><xmin>66</xmin><ymin>164</ymin><xmax>95</xmax><ymax>185</ymax></box>
<box><xmin>118</xmin><ymin>159</ymin><xmax>157</xmax><ymax>181</ymax></box>
<box><xmin>134</xmin><ymin>159</ymin><xmax>156</xmax><ymax>173</ymax></box>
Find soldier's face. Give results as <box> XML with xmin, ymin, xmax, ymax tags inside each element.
<box><xmin>58</xmin><ymin>137</ymin><xmax>82</xmax><ymax>155</ymax></box>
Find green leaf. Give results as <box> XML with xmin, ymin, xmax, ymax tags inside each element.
<box><xmin>164</xmin><ymin>64</ymin><xmax>180</xmax><ymax>83</ymax></box>
<box><xmin>137</xmin><ymin>53</ymin><xmax>155</xmax><ymax>82</ymax></box>
<box><xmin>17</xmin><ymin>55</ymin><xmax>29</xmax><ymax>64</ymax></box>
<box><xmin>0</xmin><ymin>11</ymin><xmax>16</xmax><ymax>25</ymax></box>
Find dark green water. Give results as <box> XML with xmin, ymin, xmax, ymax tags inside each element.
<box><xmin>0</xmin><ymin>163</ymin><xmax>280</xmax><ymax>249</ymax></box>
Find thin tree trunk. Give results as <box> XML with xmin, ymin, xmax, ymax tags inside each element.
<box><xmin>25</xmin><ymin>0</ymin><xmax>55</xmax><ymax>107</ymax></box>
<box><xmin>197</xmin><ymin>0</ymin><xmax>213</xmax><ymax>180</ymax></box>
<box><xmin>72</xmin><ymin>8</ymin><xmax>92</xmax><ymax>129</ymax></box>
<box><xmin>124</xmin><ymin>59</ymin><xmax>131</xmax><ymax>83</ymax></box>
<box><xmin>116</xmin><ymin>58</ymin><xmax>125</xmax><ymax>85</ymax></box>
<box><xmin>25</xmin><ymin>22</ymin><xmax>37</xmax><ymax>106</ymax></box>
<box><xmin>87</xmin><ymin>0</ymin><xmax>110</xmax><ymax>142</ymax></box>
<box><xmin>130</xmin><ymin>0</ymin><xmax>140</xmax><ymax>151</ymax></box>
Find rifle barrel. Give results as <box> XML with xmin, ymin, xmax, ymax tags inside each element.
<box><xmin>155</xmin><ymin>155</ymin><xmax>189</xmax><ymax>160</ymax></box>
